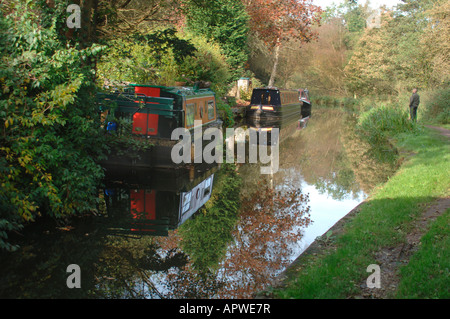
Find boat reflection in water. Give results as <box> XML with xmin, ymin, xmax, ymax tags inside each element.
<box><xmin>245</xmin><ymin>113</ymin><xmax>305</xmax><ymax>147</ymax></box>
<box><xmin>102</xmin><ymin>163</ymin><xmax>219</xmax><ymax>236</ymax></box>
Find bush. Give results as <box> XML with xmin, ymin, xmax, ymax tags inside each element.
<box><xmin>422</xmin><ymin>88</ymin><xmax>450</xmax><ymax>125</ymax></box>
<box><xmin>216</xmin><ymin>99</ymin><xmax>235</xmax><ymax>128</ymax></box>
<box><xmin>178</xmin><ymin>32</ymin><xmax>231</xmax><ymax>97</ymax></box>
<box><xmin>0</xmin><ymin>2</ymin><xmax>106</xmax><ymax>251</ymax></box>
<box><xmin>97</xmin><ymin>30</ymin><xmax>232</xmax><ymax>97</ymax></box>
<box><xmin>356</xmin><ymin>103</ymin><xmax>418</xmax><ymax>146</ymax></box>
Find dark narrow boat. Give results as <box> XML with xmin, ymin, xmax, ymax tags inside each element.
<box><xmin>246</xmin><ymin>87</ymin><xmax>301</xmax><ymax>121</ymax></box>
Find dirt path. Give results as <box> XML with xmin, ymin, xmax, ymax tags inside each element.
<box><xmin>355</xmin><ymin>125</ymin><xmax>450</xmax><ymax>298</ymax></box>
<box><xmin>425</xmin><ymin>125</ymin><xmax>450</xmax><ymax>139</ymax></box>
<box><xmin>355</xmin><ymin>197</ymin><xmax>450</xmax><ymax>298</ymax></box>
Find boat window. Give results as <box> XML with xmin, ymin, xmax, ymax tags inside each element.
<box><xmin>181</xmin><ymin>192</ymin><xmax>192</xmax><ymax>214</ymax></box>
<box><xmin>186</xmin><ymin>103</ymin><xmax>195</xmax><ymax>127</ymax></box>
<box><xmin>207</xmin><ymin>100</ymin><xmax>215</xmax><ymax>120</ymax></box>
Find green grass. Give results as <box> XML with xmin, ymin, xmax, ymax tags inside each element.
<box><xmin>276</xmin><ymin>125</ymin><xmax>450</xmax><ymax>299</ymax></box>
<box><xmin>396</xmin><ymin>208</ymin><xmax>450</xmax><ymax>299</ymax></box>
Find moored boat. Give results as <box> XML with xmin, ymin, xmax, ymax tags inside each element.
<box><xmin>298</xmin><ymin>88</ymin><xmax>312</xmax><ymax>119</ymax></box>
<box><xmin>246</xmin><ymin>87</ymin><xmax>301</xmax><ymax>121</ymax></box>
<box><xmin>97</xmin><ymin>83</ymin><xmax>222</xmax><ymax>168</ymax></box>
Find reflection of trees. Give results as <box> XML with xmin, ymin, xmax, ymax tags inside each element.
<box><xmin>216</xmin><ymin>179</ymin><xmax>310</xmax><ymax>298</ymax></box>
<box><xmin>91</xmin><ymin>235</ymin><xmax>189</xmax><ymax>298</ymax></box>
<box><xmin>279</xmin><ymin>109</ymin><xmax>362</xmax><ymax>200</ymax></box>
<box><xmin>276</xmin><ymin>108</ymin><xmax>399</xmax><ymax>199</ymax></box>
<box><xmin>91</xmin><ymin>175</ymin><xmax>310</xmax><ymax>299</ymax></box>
<box><xmin>176</xmin><ymin>164</ymin><xmax>242</xmax><ymax>271</ymax></box>
<box><xmin>340</xmin><ymin>116</ymin><xmax>399</xmax><ymax>194</ymax></box>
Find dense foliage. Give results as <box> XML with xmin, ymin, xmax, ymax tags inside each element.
<box><xmin>97</xmin><ymin>29</ymin><xmax>231</xmax><ymax>97</ymax></box>
<box><xmin>344</xmin><ymin>0</ymin><xmax>449</xmax><ymax>96</ymax></box>
<box><xmin>0</xmin><ymin>1</ymin><xmax>106</xmax><ymax>251</ymax></box>
<box><xmin>183</xmin><ymin>0</ymin><xmax>249</xmax><ymax>79</ymax></box>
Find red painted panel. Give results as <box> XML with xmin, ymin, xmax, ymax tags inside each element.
<box><xmin>132</xmin><ymin>113</ymin><xmax>159</xmax><ymax>136</ymax></box>
<box><xmin>130</xmin><ymin>189</ymin><xmax>145</xmax><ymax>219</ymax></box>
<box><xmin>130</xmin><ymin>190</ymin><xmax>156</xmax><ymax>220</ymax></box>
<box><xmin>147</xmin><ymin>114</ymin><xmax>158</xmax><ymax>136</ymax></box>
<box><xmin>135</xmin><ymin>86</ymin><xmax>160</xmax><ymax>97</ymax></box>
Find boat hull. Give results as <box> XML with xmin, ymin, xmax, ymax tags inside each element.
<box><xmin>246</xmin><ymin>103</ymin><xmax>301</xmax><ymax>121</ymax></box>
<box><xmin>100</xmin><ymin>121</ymin><xmax>223</xmax><ymax>169</ymax></box>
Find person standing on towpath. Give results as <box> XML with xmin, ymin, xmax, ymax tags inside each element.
<box><xmin>409</xmin><ymin>88</ymin><xmax>420</xmax><ymax>122</ymax></box>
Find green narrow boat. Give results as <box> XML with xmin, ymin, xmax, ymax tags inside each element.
<box><xmin>97</xmin><ymin>84</ymin><xmax>223</xmax><ymax>168</ymax></box>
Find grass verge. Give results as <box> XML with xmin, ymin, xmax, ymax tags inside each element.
<box><xmin>274</xmin><ymin>125</ymin><xmax>450</xmax><ymax>299</ymax></box>
<box><xmin>396</xmin><ymin>207</ymin><xmax>449</xmax><ymax>298</ymax></box>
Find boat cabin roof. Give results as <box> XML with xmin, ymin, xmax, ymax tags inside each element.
<box><xmin>129</xmin><ymin>84</ymin><xmax>215</xmax><ymax>100</ymax></box>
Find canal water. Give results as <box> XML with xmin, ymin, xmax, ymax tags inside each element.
<box><xmin>0</xmin><ymin>108</ymin><xmax>398</xmax><ymax>299</ymax></box>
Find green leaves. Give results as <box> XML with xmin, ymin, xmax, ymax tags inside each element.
<box><xmin>0</xmin><ymin>1</ymin><xmax>107</xmax><ymax>250</ymax></box>
<box><xmin>183</xmin><ymin>0</ymin><xmax>249</xmax><ymax>78</ymax></box>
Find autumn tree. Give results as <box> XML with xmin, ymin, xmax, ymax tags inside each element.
<box><xmin>244</xmin><ymin>0</ymin><xmax>322</xmax><ymax>87</ymax></box>
<box><xmin>344</xmin><ymin>0</ymin><xmax>439</xmax><ymax>96</ymax></box>
<box><xmin>282</xmin><ymin>17</ymin><xmax>349</xmax><ymax>95</ymax></box>
<box><xmin>217</xmin><ymin>178</ymin><xmax>311</xmax><ymax>298</ymax></box>
<box><xmin>96</xmin><ymin>0</ymin><xmax>182</xmax><ymax>38</ymax></box>
<box><xmin>420</xmin><ymin>0</ymin><xmax>450</xmax><ymax>86</ymax></box>
<box><xmin>344</xmin><ymin>11</ymin><xmax>398</xmax><ymax>96</ymax></box>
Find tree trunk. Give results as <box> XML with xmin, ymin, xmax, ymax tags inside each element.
<box><xmin>80</xmin><ymin>0</ymin><xmax>99</xmax><ymax>46</ymax></box>
<box><xmin>268</xmin><ymin>44</ymin><xmax>280</xmax><ymax>87</ymax></box>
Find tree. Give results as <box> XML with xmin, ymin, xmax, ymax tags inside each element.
<box><xmin>182</xmin><ymin>0</ymin><xmax>250</xmax><ymax>79</ymax></box>
<box><xmin>244</xmin><ymin>0</ymin><xmax>322</xmax><ymax>87</ymax></box>
<box><xmin>96</xmin><ymin>0</ymin><xmax>183</xmax><ymax>38</ymax></box>
<box><xmin>344</xmin><ymin>11</ymin><xmax>398</xmax><ymax>95</ymax></box>
<box><xmin>344</xmin><ymin>0</ymin><xmax>440</xmax><ymax>96</ymax></box>
<box><xmin>0</xmin><ymin>1</ymin><xmax>107</xmax><ymax>251</ymax></box>
<box><xmin>283</xmin><ymin>17</ymin><xmax>349</xmax><ymax>95</ymax></box>
<box><xmin>420</xmin><ymin>0</ymin><xmax>450</xmax><ymax>86</ymax></box>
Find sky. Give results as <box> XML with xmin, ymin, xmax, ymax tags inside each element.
<box><xmin>312</xmin><ymin>0</ymin><xmax>404</xmax><ymax>10</ymax></box>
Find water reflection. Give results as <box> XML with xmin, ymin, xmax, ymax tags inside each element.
<box><xmin>101</xmin><ymin>164</ymin><xmax>217</xmax><ymax>236</ymax></box>
<box><xmin>0</xmin><ymin>108</ymin><xmax>399</xmax><ymax>299</ymax></box>
<box><xmin>234</xmin><ymin>110</ymin><xmax>368</xmax><ymax>276</ymax></box>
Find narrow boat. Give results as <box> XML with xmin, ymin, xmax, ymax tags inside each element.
<box><xmin>299</xmin><ymin>88</ymin><xmax>312</xmax><ymax>119</ymax></box>
<box><xmin>97</xmin><ymin>83</ymin><xmax>222</xmax><ymax>168</ymax></box>
<box><xmin>246</xmin><ymin>87</ymin><xmax>301</xmax><ymax>121</ymax></box>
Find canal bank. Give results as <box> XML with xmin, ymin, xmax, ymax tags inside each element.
<box><xmin>262</xmin><ymin>125</ymin><xmax>450</xmax><ymax>299</ymax></box>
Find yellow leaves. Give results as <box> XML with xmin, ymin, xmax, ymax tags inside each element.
<box><xmin>17</xmin><ymin>155</ymin><xmax>32</xmax><ymax>168</ymax></box>
<box><xmin>4</xmin><ymin>117</ymin><xmax>13</xmax><ymax>128</ymax></box>
<box><xmin>2</xmin><ymin>85</ymin><xmax>10</xmax><ymax>94</ymax></box>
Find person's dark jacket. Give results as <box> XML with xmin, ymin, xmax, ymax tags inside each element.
<box><xmin>409</xmin><ymin>93</ymin><xmax>420</xmax><ymax>108</ymax></box>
